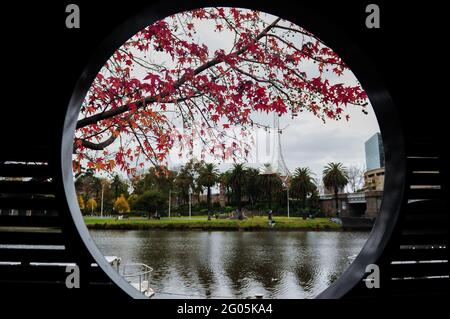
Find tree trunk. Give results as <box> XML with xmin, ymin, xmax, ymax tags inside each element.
<box><xmin>207</xmin><ymin>186</ymin><xmax>211</xmax><ymax>220</ymax></box>
<box><xmin>237</xmin><ymin>187</ymin><xmax>242</xmax><ymax>210</ymax></box>
<box><xmin>334</xmin><ymin>186</ymin><xmax>339</xmax><ymax>217</ymax></box>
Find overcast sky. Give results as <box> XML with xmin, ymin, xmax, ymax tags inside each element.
<box><xmin>81</xmin><ymin>8</ymin><xmax>380</xmax><ymax>184</ymax></box>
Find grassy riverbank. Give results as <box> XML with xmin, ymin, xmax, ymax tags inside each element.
<box><xmin>84</xmin><ymin>216</ymin><xmax>341</xmax><ymax>231</ymax></box>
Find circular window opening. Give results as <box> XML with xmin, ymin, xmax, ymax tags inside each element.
<box><xmin>64</xmin><ymin>5</ymin><xmax>403</xmax><ymax>299</ymax></box>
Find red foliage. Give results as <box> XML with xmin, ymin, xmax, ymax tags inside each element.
<box><xmin>74</xmin><ymin>7</ymin><xmax>368</xmax><ymax>174</ymax></box>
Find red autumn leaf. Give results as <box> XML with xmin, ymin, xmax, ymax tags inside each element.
<box><xmin>74</xmin><ymin>7</ymin><xmax>368</xmax><ymax>173</ymax></box>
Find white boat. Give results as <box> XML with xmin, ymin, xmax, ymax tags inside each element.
<box><xmin>105</xmin><ymin>256</ymin><xmax>155</xmax><ymax>298</ymax></box>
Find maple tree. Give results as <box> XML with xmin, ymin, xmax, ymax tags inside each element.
<box><xmin>73</xmin><ymin>7</ymin><xmax>368</xmax><ymax>175</ymax></box>
<box><xmin>86</xmin><ymin>198</ymin><xmax>97</xmax><ymax>214</ymax></box>
<box><xmin>77</xmin><ymin>195</ymin><xmax>85</xmax><ymax>211</ymax></box>
<box><xmin>114</xmin><ymin>194</ymin><xmax>131</xmax><ymax>213</ymax></box>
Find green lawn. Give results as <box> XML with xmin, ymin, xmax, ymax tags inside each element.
<box><xmin>84</xmin><ymin>216</ymin><xmax>341</xmax><ymax>231</ymax></box>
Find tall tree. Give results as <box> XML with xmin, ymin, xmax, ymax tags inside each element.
<box><xmin>290</xmin><ymin>167</ymin><xmax>316</xmax><ymax>209</ymax></box>
<box><xmin>111</xmin><ymin>175</ymin><xmax>129</xmax><ymax>199</ymax></box>
<box><xmin>132</xmin><ymin>166</ymin><xmax>175</xmax><ymax>195</ymax></box>
<box><xmin>323</xmin><ymin>162</ymin><xmax>349</xmax><ymax>217</ymax></box>
<box><xmin>245</xmin><ymin>167</ymin><xmax>261</xmax><ymax>206</ymax></box>
<box><xmin>173</xmin><ymin>160</ymin><xmax>200</xmax><ymax>205</ymax></box>
<box><xmin>229</xmin><ymin>163</ymin><xmax>247</xmax><ymax>213</ymax></box>
<box><xmin>114</xmin><ymin>194</ymin><xmax>131</xmax><ymax>213</ymax></box>
<box><xmin>73</xmin><ymin>7</ymin><xmax>368</xmax><ymax>175</ymax></box>
<box><xmin>197</xmin><ymin>163</ymin><xmax>219</xmax><ymax>219</ymax></box>
<box><xmin>134</xmin><ymin>190</ymin><xmax>166</xmax><ymax>218</ymax></box>
<box><xmin>75</xmin><ymin>171</ymin><xmax>102</xmax><ymax>200</ymax></box>
<box><xmin>86</xmin><ymin>198</ymin><xmax>97</xmax><ymax>215</ymax></box>
<box><xmin>219</xmin><ymin>171</ymin><xmax>233</xmax><ymax>205</ymax></box>
<box><xmin>128</xmin><ymin>193</ymin><xmax>139</xmax><ymax>210</ymax></box>
<box><xmin>260</xmin><ymin>163</ymin><xmax>280</xmax><ymax>209</ymax></box>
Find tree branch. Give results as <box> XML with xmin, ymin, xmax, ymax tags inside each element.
<box><xmin>74</xmin><ymin>133</ymin><xmax>118</xmax><ymax>152</ymax></box>
<box><xmin>76</xmin><ymin>17</ymin><xmax>282</xmax><ymax>130</ymax></box>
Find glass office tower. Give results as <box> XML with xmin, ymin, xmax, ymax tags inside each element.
<box><xmin>365</xmin><ymin>132</ymin><xmax>385</xmax><ymax>170</ymax></box>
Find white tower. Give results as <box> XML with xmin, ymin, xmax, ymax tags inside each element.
<box><xmin>269</xmin><ymin>114</ymin><xmax>290</xmax><ymax>182</ymax></box>
<box><xmin>259</xmin><ymin>113</ymin><xmax>292</xmax><ymax>217</ymax></box>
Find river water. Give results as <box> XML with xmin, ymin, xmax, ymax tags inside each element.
<box><xmin>90</xmin><ymin>230</ymin><xmax>369</xmax><ymax>299</ymax></box>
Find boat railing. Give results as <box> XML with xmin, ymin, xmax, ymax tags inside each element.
<box><xmin>119</xmin><ymin>262</ymin><xmax>153</xmax><ymax>293</ymax></box>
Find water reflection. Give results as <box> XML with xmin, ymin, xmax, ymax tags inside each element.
<box><xmin>90</xmin><ymin>230</ymin><xmax>369</xmax><ymax>299</ymax></box>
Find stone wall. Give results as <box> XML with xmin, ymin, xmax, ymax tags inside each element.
<box><xmin>365</xmin><ymin>191</ymin><xmax>383</xmax><ymax>217</ymax></box>
<box><xmin>319</xmin><ymin>191</ymin><xmax>383</xmax><ymax>218</ymax></box>
<box><xmin>320</xmin><ymin>194</ymin><xmax>349</xmax><ymax>217</ymax></box>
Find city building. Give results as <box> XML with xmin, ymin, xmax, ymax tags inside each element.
<box><xmin>364</xmin><ymin>132</ymin><xmax>385</xmax><ymax>191</ymax></box>
<box><xmin>365</xmin><ymin>132</ymin><xmax>384</xmax><ymax>171</ymax></box>
<box><xmin>364</xmin><ymin>167</ymin><xmax>385</xmax><ymax>191</ymax></box>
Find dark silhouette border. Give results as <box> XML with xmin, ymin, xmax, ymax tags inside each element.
<box><xmin>62</xmin><ymin>0</ymin><xmax>406</xmax><ymax>299</ymax></box>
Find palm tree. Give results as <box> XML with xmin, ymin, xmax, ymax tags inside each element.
<box><xmin>229</xmin><ymin>163</ymin><xmax>246</xmax><ymax>214</ymax></box>
<box><xmin>198</xmin><ymin>163</ymin><xmax>219</xmax><ymax>220</ymax></box>
<box><xmin>290</xmin><ymin>167</ymin><xmax>316</xmax><ymax>210</ymax></box>
<box><xmin>323</xmin><ymin>162</ymin><xmax>349</xmax><ymax>217</ymax></box>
